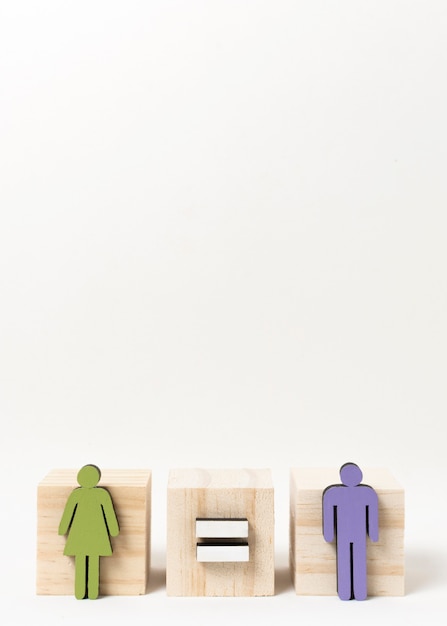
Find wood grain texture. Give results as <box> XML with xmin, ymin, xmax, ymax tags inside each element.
<box><xmin>37</xmin><ymin>469</ymin><xmax>151</xmax><ymax>596</ymax></box>
<box><xmin>290</xmin><ymin>468</ymin><xmax>405</xmax><ymax>596</ymax></box>
<box><xmin>167</xmin><ymin>469</ymin><xmax>274</xmax><ymax>596</ymax></box>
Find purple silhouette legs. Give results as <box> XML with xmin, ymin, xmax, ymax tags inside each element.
<box><xmin>322</xmin><ymin>463</ymin><xmax>379</xmax><ymax>600</ymax></box>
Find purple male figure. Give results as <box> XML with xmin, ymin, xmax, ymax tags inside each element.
<box><xmin>322</xmin><ymin>462</ymin><xmax>379</xmax><ymax>600</ymax></box>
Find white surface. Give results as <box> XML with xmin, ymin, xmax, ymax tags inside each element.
<box><xmin>196</xmin><ymin>518</ymin><xmax>249</xmax><ymax>538</ymax></box>
<box><xmin>1</xmin><ymin>1</ymin><xmax>446</xmax><ymax>624</ymax></box>
<box><xmin>196</xmin><ymin>543</ymin><xmax>249</xmax><ymax>562</ymax></box>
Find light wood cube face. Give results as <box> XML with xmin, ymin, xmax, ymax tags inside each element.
<box><xmin>290</xmin><ymin>468</ymin><xmax>405</xmax><ymax>597</ymax></box>
<box><xmin>167</xmin><ymin>469</ymin><xmax>274</xmax><ymax>596</ymax></box>
<box><xmin>36</xmin><ymin>469</ymin><xmax>152</xmax><ymax>596</ymax></box>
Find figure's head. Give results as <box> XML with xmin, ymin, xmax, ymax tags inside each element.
<box><xmin>340</xmin><ymin>462</ymin><xmax>363</xmax><ymax>487</ymax></box>
<box><xmin>77</xmin><ymin>464</ymin><xmax>101</xmax><ymax>488</ymax></box>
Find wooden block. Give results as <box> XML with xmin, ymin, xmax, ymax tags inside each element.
<box><xmin>290</xmin><ymin>468</ymin><xmax>405</xmax><ymax>596</ymax></box>
<box><xmin>37</xmin><ymin>469</ymin><xmax>151</xmax><ymax>596</ymax></box>
<box><xmin>167</xmin><ymin>469</ymin><xmax>274</xmax><ymax>596</ymax></box>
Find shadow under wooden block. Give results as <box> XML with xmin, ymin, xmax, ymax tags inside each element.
<box><xmin>167</xmin><ymin>468</ymin><xmax>274</xmax><ymax>597</ymax></box>
<box><xmin>37</xmin><ymin>469</ymin><xmax>151</xmax><ymax>596</ymax></box>
<box><xmin>289</xmin><ymin>468</ymin><xmax>405</xmax><ymax>597</ymax></box>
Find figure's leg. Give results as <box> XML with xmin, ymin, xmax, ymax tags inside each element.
<box><xmin>336</xmin><ymin>541</ymin><xmax>352</xmax><ymax>600</ymax></box>
<box><xmin>87</xmin><ymin>556</ymin><xmax>100</xmax><ymax>599</ymax></box>
<box><xmin>74</xmin><ymin>556</ymin><xmax>87</xmax><ymax>599</ymax></box>
<box><xmin>352</xmin><ymin>540</ymin><xmax>367</xmax><ymax>600</ymax></box>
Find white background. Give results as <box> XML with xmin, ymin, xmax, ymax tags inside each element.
<box><xmin>1</xmin><ymin>1</ymin><xmax>446</xmax><ymax>624</ymax></box>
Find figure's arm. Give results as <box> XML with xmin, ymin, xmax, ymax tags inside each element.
<box><xmin>100</xmin><ymin>489</ymin><xmax>120</xmax><ymax>537</ymax></box>
<box><xmin>366</xmin><ymin>488</ymin><xmax>379</xmax><ymax>542</ymax></box>
<box><xmin>58</xmin><ymin>491</ymin><xmax>79</xmax><ymax>535</ymax></box>
<box><xmin>322</xmin><ymin>487</ymin><xmax>336</xmax><ymax>542</ymax></box>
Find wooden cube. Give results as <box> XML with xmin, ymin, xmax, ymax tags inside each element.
<box><xmin>37</xmin><ymin>469</ymin><xmax>152</xmax><ymax>596</ymax></box>
<box><xmin>167</xmin><ymin>469</ymin><xmax>274</xmax><ymax>596</ymax></box>
<box><xmin>290</xmin><ymin>468</ymin><xmax>405</xmax><ymax>596</ymax></box>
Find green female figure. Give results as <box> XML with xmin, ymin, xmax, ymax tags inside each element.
<box><xmin>58</xmin><ymin>464</ymin><xmax>119</xmax><ymax>599</ymax></box>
